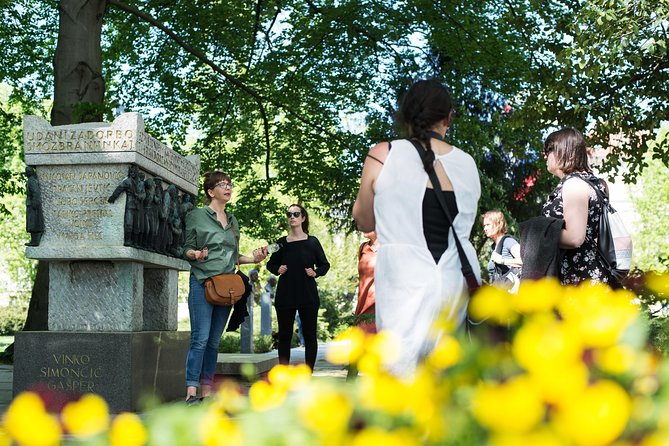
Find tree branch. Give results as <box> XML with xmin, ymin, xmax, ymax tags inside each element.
<box><xmin>107</xmin><ymin>0</ymin><xmax>348</xmax><ymax>159</ymax></box>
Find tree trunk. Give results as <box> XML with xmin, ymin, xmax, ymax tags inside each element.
<box><xmin>6</xmin><ymin>0</ymin><xmax>110</xmax><ymax>362</ymax></box>
<box><xmin>51</xmin><ymin>0</ymin><xmax>107</xmax><ymax>125</ymax></box>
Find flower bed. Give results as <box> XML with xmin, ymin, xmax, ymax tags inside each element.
<box><xmin>2</xmin><ymin>275</ymin><xmax>668</xmax><ymax>446</ymax></box>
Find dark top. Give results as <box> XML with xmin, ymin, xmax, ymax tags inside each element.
<box><xmin>519</xmin><ymin>216</ymin><xmax>564</xmax><ymax>280</ymax></box>
<box><xmin>422</xmin><ymin>188</ymin><xmax>459</xmax><ymax>263</ymax></box>
<box><xmin>541</xmin><ymin>171</ymin><xmax>613</xmax><ymax>285</ymax></box>
<box><xmin>266</xmin><ymin>235</ymin><xmax>330</xmax><ymax>309</ymax></box>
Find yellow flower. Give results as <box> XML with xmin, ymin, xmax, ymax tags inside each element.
<box><xmin>199</xmin><ymin>410</ymin><xmax>242</xmax><ymax>446</ymax></box>
<box><xmin>558</xmin><ymin>283</ymin><xmax>638</xmax><ymax>348</ymax></box>
<box><xmin>512</xmin><ymin>314</ymin><xmax>583</xmax><ymax>373</ymax></box>
<box><xmin>357</xmin><ymin>330</ymin><xmax>401</xmax><ymax>374</ymax></box>
<box><xmin>298</xmin><ymin>387</ymin><xmax>352</xmax><ymax>436</ymax></box>
<box><xmin>646</xmin><ymin>272</ymin><xmax>669</xmax><ymax>297</ymax></box>
<box><xmin>529</xmin><ymin>362</ymin><xmax>589</xmax><ymax>407</ymax></box>
<box><xmin>471</xmin><ymin>375</ymin><xmax>544</xmax><ymax>433</ymax></box>
<box><xmin>109</xmin><ymin>412</ymin><xmax>147</xmax><ymax>446</ymax></box>
<box><xmin>638</xmin><ymin>431</ymin><xmax>669</xmax><ymax>446</ymax></box>
<box><xmin>425</xmin><ymin>335</ymin><xmax>462</xmax><ymax>369</ymax></box>
<box><xmin>350</xmin><ymin>427</ymin><xmax>420</xmax><ymax>446</ymax></box>
<box><xmin>358</xmin><ymin>373</ymin><xmax>408</xmax><ymax>414</ymax></box>
<box><xmin>0</xmin><ymin>427</ymin><xmax>11</xmax><ymax>446</ymax></box>
<box><xmin>553</xmin><ymin>380</ymin><xmax>631</xmax><ymax>446</ymax></box>
<box><xmin>594</xmin><ymin>345</ymin><xmax>636</xmax><ymax>375</ymax></box>
<box><xmin>326</xmin><ymin>326</ymin><xmax>367</xmax><ymax>365</ymax></box>
<box><xmin>213</xmin><ymin>381</ymin><xmax>246</xmax><ymax>414</ymax></box>
<box><xmin>248</xmin><ymin>380</ymin><xmax>287</xmax><ymax>411</ymax></box>
<box><xmin>468</xmin><ymin>285</ymin><xmax>518</xmax><ymax>325</ymax></box>
<box><xmin>512</xmin><ymin>278</ymin><xmax>563</xmax><ymax>314</ymax></box>
<box><xmin>3</xmin><ymin>392</ymin><xmax>61</xmax><ymax>446</ymax></box>
<box><xmin>62</xmin><ymin>393</ymin><xmax>110</xmax><ymax>437</ymax></box>
<box><xmin>267</xmin><ymin>364</ymin><xmax>312</xmax><ymax>391</ymax></box>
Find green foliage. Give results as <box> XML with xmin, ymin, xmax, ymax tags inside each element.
<box><xmin>630</xmin><ymin>130</ymin><xmax>669</xmax><ymax>272</ymax></box>
<box><xmin>0</xmin><ymin>194</ymin><xmax>37</xmax><ymax>305</ymax></box>
<box><xmin>253</xmin><ymin>335</ymin><xmax>273</xmax><ymax>354</ymax></box>
<box><xmin>0</xmin><ymin>304</ymin><xmax>26</xmax><ymax>335</ymax></box>
<box><xmin>218</xmin><ymin>332</ymin><xmax>241</xmax><ymax>353</ymax></box>
<box><xmin>318</xmin><ymin>290</ymin><xmax>354</xmax><ymax>341</ymax></box>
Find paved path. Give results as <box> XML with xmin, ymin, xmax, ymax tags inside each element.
<box><xmin>0</xmin><ymin>343</ymin><xmax>347</xmax><ymax>414</ymax></box>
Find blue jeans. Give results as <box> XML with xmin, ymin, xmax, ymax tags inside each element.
<box><xmin>185</xmin><ymin>274</ymin><xmax>232</xmax><ymax>388</ymax></box>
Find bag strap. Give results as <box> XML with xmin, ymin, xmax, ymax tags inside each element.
<box><xmin>408</xmin><ymin>138</ymin><xmax>478</xmax><ymax>288</ymax></box>
<box><xmin>230</xmin><ymin>218</ymin><xmax>240</xmax><ymax>271</ymax></box>
<box><xmin>494</xmin><ymin>235</ymin><xmax>509</xmax><ymax>255</ymax></box>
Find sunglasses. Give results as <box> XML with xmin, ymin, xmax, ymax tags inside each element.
<box><xmin>286</xmin><ymin>211</ymin><xmax>302</xmax><ymax>218</ymax></box>
<box><xmin>543</xmin><ymin>146</ymin><xmax>554</xmax><ymax>157</ymax></box>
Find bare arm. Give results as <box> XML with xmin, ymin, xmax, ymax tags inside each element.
<box><xmin>352</xmin><ymin>142</ymin><xmax>389</xmax><ymax>232</ymax></box>
<box><xmin>559</xmin><ymin>178</ymin><xmax>591</xmax><ymax>249</ymax></box>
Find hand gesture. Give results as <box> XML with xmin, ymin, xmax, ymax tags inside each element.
<box><xmin>278</xmin><ymin>265</ymin><xmax>288</xmax><ymax>275</ymax></box>
<box><xmin>490</xmin><ymin>252</ymin><xmax>504</xmax><ymax>264</ymax></box>
<box><xmin>305</xmin><ymin>267</ymin><xmax>317</xmax><ymax>278</ymax></box>
<box><xmin>252</xmin><ymin>246</ymin><xmax>268</xmax><ymax>263</ymax></box>
<box><xmin>193</xmin><ymin>246</ymin><xmax>208</xmax><ymax>262</ymax></box>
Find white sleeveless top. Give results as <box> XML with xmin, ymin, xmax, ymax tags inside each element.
<box><xmin>373</xmin><ymin>139</ymin><xmax>481</xmax><ymax>376</ymax></box>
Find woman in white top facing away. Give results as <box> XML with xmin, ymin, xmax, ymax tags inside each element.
<box><xmin>352</xmin><ymin>79</ymin><xmax>481</xmax><ymax>377</ymax></box>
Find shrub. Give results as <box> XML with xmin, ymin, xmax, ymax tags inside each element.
<box><xmin>218</xmin><ymin>332</ymin><xmax>240</xmax><ymax>353</ymax></box>
<box><xmin>254</xmin><ymin>335</ymin><xmax>273</xmax><ymax>353</ymax></box>
<box><xmin>318</xmin><ymin>290</ymin><xmax>353</xmax><ymax>341</ymax></box>
<box><xmin>0</xmin><ymin>305</ymin><xmax>26</xmax><ymax>335</ymax></box>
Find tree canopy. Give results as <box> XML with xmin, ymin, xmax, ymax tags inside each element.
<box><xmin>0</xmin><ymin>0</ymin><xmax>667</xmax><ymax>240</ymax></box>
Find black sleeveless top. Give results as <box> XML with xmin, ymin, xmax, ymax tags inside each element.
<box><xmin>423</xmin><ymin>188</ymin><xmax>458</xmax><ymax>263</ymax></box>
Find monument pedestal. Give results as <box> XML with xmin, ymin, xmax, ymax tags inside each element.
<box><xmin>13</xmin><ymin>331</ymin><xmax>189</xmax><ymax>412</ymax></box>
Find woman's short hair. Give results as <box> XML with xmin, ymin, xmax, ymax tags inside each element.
<box><xmin>544</xmin><ymin>128</ymin><xmax>590</xmax><ymax>174</ymax></box>
<box><xmin>481</xmin><ymin>210</ymin><xmax>508</xmax><ymax>236</ymax></box>
<box><xmin>288</xmin><ymin>203</ymin><xmax>309</xmax><ymax>234</ymax></box>
<box><xmin>203</xmin><ymin>171</ymin><xmax>231</xmax><ymax>203</ymax></box>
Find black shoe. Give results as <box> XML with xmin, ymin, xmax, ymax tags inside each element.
<box><xmin>185</xmin><ymin>395</ymin><xmax>202</xmax><ymax>406</ymax></box>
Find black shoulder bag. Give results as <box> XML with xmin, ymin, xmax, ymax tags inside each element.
<box><xmin>408</xmin><ymin>139</ymin><xmax>480</xmax><ymax>295</ymax></box>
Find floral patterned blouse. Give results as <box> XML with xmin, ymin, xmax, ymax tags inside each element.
<box><xmin>542</xmin><ymin>171</ymin><xmax>613</xmax><ymax>285</ymax></box>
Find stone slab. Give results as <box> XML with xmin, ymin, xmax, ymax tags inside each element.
<box><xmin>215</xmin><ymin>352</ymin><xmax>279</xmax><ymax>377</ymax></box>
<box><xmin>143</xmin><ymin>269</ymin><xmax>179</xmax><ymax>331</ymax></box>
<box><xmin>23</xmin><ymin>113</ymin><xmax>200</xmax><ymax>193</ymax></box>
<box><xmin>26</xmin><ymin>246</ymin><xmax>190</xmax><ymax>270</ymax></box>
<box><xmin>13</xmin><ymin>331</ymin><xmax>189</xmax><ymax>412</ymax></box>
<box><xmin>48</xmin><ymin>261</ymin><xmax>144</xmax><ymax>332</ymax></box>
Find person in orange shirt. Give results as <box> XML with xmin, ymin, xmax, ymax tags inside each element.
<box><xmin>354</xmin><ymin>231</ymin><xmax>378</xmax><ymax>333</ymax></box>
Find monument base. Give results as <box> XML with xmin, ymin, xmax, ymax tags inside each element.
<box><xmin>13</xmin><ymin>331</ymin><xmax>189</xmax><ymax>412</ymax></box>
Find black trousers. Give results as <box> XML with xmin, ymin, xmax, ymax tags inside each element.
<box><xmin>275</xmin><ymin>307</ymin><xmax>319</xmax><ymax>370</ymax></box>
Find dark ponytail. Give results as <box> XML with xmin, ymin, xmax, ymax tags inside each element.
<box><xmin>397</xmin><ymin>79</ymin><xmax>454</xmax><ymax>173</ymax></box>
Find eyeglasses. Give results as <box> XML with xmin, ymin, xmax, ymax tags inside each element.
<box><xmin>286</xmin><ymin>211</ymin><xmax>302</xmax><ymax>218</ymax></box>
<box><xmin>215</xmin><ymin>181</ymin><xmax>234</xmax><ymax>190</ymax></box>
<box><xmin>543</xmin><ymin>146</ymin><xmax>554</xmax><ymax>157</ymax></box>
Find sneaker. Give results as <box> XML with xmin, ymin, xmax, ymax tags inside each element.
<box><xmin>185</xmin><ymin>395</ymin><xmax>202</xmax><ymax>406</ymax></box>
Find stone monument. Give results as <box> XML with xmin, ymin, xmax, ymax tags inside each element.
<box><xmin>14</xmin><ymin>113</ymin><xmax>200</xmax><ymax>411</ymax></box>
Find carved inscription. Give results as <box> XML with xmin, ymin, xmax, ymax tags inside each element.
<box><xmin>40</xmin><ymin>354</ymin><xmax>102</xmax><ymax>392</ymax></box>
<box><xmin>24</xmin><ymin>124</ymin><xmax>198</xmax><ymax>183</ymax></box>
<box><xmin>41</xmin><ymin>167</ymin><xmax>123</xmax><ymax>242</ymax></box>
<box><xmin>25</xmin><ymin>129</ymin><xmax>135</xmax><ymax>153</ymax></box>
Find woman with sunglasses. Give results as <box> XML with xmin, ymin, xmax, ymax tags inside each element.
<box><xmin>352</xmin><ymin>79</ymin><xmax>481</xmax><ymax>377</ymax></box>
<box><xmin>182</xmin><ymin>171</ymin><xmax>267</xmax><ymax>404</ymax></box>
<box><xmin>540</xmin><ymin>128</ymin><xmax>613</xmax><ymax>285</ymax></box>
<box><xmin>266</xmin><ymin>204</ymin><xmax>330</xmax><ymax>371</ymax></box>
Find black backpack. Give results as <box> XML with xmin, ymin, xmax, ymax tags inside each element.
<box><xmin>584</xmin><ymin>178</ymin><xmax>633</xmax><ymax>286</ymax></box>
